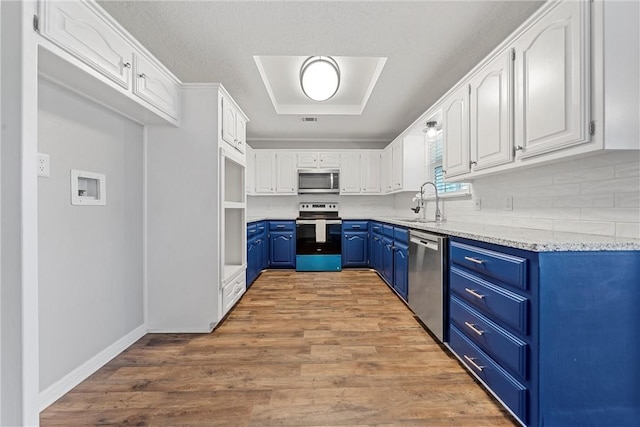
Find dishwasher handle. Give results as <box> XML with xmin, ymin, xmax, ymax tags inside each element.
<box><xmin>410</xmin><ymin>236</ymin><xmax>439</xmax><ymax>251</ymax></box>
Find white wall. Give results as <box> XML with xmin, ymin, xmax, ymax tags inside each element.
<box><xmin>400</xmin><ymin>151</ymin><xmax>640</xmax><ymax>238</ymax></box>
<box><xmin>37</xmin><ymin>78</ymin><xmax>144</xmax><ymax>391</ymax></box>
<box><xmin>248</xmin><ymin>193</ymin><xmax>397</xmax><ymax>219</ymax></box>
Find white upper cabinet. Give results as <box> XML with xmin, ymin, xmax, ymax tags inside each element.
<box><xmin>340</xmin><ymin>152</ymin><xmax>361</xmax><ymax>194</ymax></box>
<box><xmin>297</xmin><ymin>152</ymin><xmax>318</xmax><ymax>168</ymax></box>
<box><xmin>274</xmin><ymin>153</ymin><xmax>297</xmax><ymax>194</ymax></box>
<box><xmin>360</xmin><ymin>151</ymin><xmax>382</xmax><ymax>194</ymax></box>
<box><xmin>221</xmin><ymin>96</ymin><xmax>247</xmax><ymax>155</ymax></box>
<box><xmin>297</xmin><ymin>152</ymin><xmax>341</xmax><ymax>168</ymax></box>
<box><xmin>254</xmin><ymin>151</ymin><xmax>275</xmax><ymax>194</ymax></box>
<box><xmin>39</xmin><ymin>0</ymin><xmax>133</xmax><ymax>90</ymax></box>
<box><xmin>381</xmin><ymin>146</ymin><xmax>393</xmax><ymax>193</ymax></box>
<box><xmin>133</xmin><ymin>53</ymin><xmax>180</xmax><ymax>120</ymax></box>
<box><xmin>513</xmin><ymin>0</ymin><xmax>590</xmax><ymax>159</ymax></box>
<box><xmin>442</xmin><ymin>83</ymin><xmax>471</xmax><ymax>178</ymax></box>
<box><xmin>391</xmin><ymin>140</ymin><xmax>404</xmax><ymax>191</ymax></box>
<box><xmin>470</xmin><ymin>51</ymin><xmax>513</xmax><ymax>171</ymax></box>
<box><xmin>245</xmin><ymin>145</ymin><xmax>255</xmax><ymax>195</ymax></box>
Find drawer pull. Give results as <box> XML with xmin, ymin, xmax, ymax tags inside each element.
<box><xmin>464</xmin><ymin>288</ymin><xmax>485</xmax><ymax>299</ymax></box>
<box><xmin>464</xmin><ymin>322</ymin><xmax>485</xmax><ymax>336</ymax></box>
<box><xmin>276</xmin><ymin>225</ymin><xmax>285</xmax><ymax>228</ymax></box>
<box><xmin>464</xmin><ymin>355</ymin><xmax>485</xmax><ymax>372</ymax></box>
<box><xmin>464</xmin><ymin>256</ymin><xmax>485</xmax><ymax>265</ymax></box>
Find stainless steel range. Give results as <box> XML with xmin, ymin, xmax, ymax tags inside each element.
<box><xmin>295</xmin><ymin>202</ymin><xmax>342</xmax><ymax>271</ymax></box>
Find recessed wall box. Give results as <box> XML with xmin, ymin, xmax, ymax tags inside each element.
<box><xmin>71</xmin><ymin>170</ymin><xmax>106</xmax><ymax>206</ymax></box>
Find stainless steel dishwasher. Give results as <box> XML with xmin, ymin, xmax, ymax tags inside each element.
<box><xmin>408</xmin><ymin>229</ymin><xmax>447</xmax><ymax>342</ymax></box>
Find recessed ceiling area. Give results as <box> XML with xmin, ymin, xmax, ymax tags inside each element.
<box><xmin>254</xmin><ymin>55</ymin><xmax>386</xmax><ymax>115</ymax></box>
<box><xmin>98</xmin><ymin>1</ymin><xmax>545</xmax><ymax>147</ymax></box>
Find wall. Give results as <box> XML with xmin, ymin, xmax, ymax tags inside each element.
<box><xmin>398</xmin><ymin>151</ymin><xmax>640</xmax><ymax>238</ymax></box>
<box><xmin>248</xmin><ymin>193</ymin><xmax>397</xmax><ymax>219</ymax></box>
<box><xmin>37</xmin><ymin>78</ymin><xmax>144</xmax><ymax>392</ymax></box>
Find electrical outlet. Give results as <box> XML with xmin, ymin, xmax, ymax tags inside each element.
<box><xmin>38</xmin><ymin>153</ymin><xmax>50</xmax><ymax>178</ymax></box>
<box><xmin>505</xmin><ymin>195</ymin><xmax>513</xmax><ymax>211</ymax></box>
<box><xmin>474</xmin><ymin>198</ymin><xmax>481</xmax><ymax>211</ymax></box>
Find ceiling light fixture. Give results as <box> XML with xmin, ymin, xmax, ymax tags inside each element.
<box><xmin>423</xmin><ymin>121</ymin><xmax>441</xmax><ymax>139</ymax></box>
<box><xmin>300</xmin><ymin>56</ymin><xmax>340</xmax><ymax>102</ymax></box>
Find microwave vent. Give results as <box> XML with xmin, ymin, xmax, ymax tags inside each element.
<box><xmin>301</xmin><ymin>117</ymin><xmax>318</xmax><ymax>122</ymax></box>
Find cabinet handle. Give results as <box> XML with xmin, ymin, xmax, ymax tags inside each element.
<box><xmin>464</xmin><ymin>256</ymin><xmax>484</xmax><ymax>265</ymax></box>
<box><xmin>352</xmin><ymin>225</ymin><xmax>361</xmax><ymax>229</ymax></box>
<box><xmin>442</xmin><ymin>169</ymin><xmax>447</xmax><ymax>174</ymax></box>
<box><xmin>138</xmin><ymin>73</ymin><xmax>147</xmax><ymax>79</ymax></box>
<box><xmin>463</xmin><ymin>355</ymin><xmax>484</xmax><ymax>372</ymax></box>
<box><xmin>470</xmin><ymin>161</ymin><xmax>477</xmax><ymax>167</ymax></box>
<box><xmin>123</xmin><ymin>62</ymin><xmax>131</xmax><ymax>69</ymax></box>
<box><xmin>464</xmin><ymin>321</ymin><xmax>485</xmax><ymax>336</ymax></box>
<box><xmin>515</xmin><ymin>145</ymin><xmax>523</xmax><ymax>151</ymax></box>
<box><xmin>276</xmin><ymin>225</ymin><xmax>285</xmax><ymax>229</ymax></box>
<box><xmin>464</xmin><ymin>288</ymin><xmax>485</xmax><ymax>299</ymax></box>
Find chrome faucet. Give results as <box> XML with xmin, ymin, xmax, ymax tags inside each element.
<box><xmin>410</xmin><ymin>181</ymin><xmax>443</xmax><ymax>222</ymax></box>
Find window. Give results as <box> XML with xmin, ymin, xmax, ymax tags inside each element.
<box><xmin>427</xmin><ymin>129</ymin><xmax>469</xmax><ymax>196</ymax></box>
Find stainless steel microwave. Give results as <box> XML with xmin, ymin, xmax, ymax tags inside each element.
<box><xmin>297</xmin><ymin>169</ymin><xmax>340</xmax><ymax>194</ymax></box>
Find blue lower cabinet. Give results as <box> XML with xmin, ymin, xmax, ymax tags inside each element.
<box><xmin>342</xmin><ymin>231</ymin><xmax>369</xmax><ymax>267</ymax></box>
<box><xmin>382</xmin><ymin>236</ymin><xmax>394</xmax><ymax>285</ymax></box>
<box><xmin>269</xmin><ymin>230</ymin><xmax>296</xmax><ymax>268</ymax></box>
<box><xmin>393</xmin><ymin>242</ymin><xmax>408</xmax><ymax>301</ymax></box>
<box><xmin>246</xmin><ymin>237</ymin><xmax>258</xmax><ymax>286</ymax></box>
<box><xmin>371</xmin><ymin>233</ymin><xmax>383</xmax><ymax>271</ymax></box>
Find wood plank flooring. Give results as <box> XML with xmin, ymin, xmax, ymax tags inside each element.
<box><xmin>41</xmin><ymin>270</ymin><xmax>517</xmax><ymax>426</ymax></box>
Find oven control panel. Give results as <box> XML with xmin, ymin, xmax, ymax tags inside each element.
<box><xmin>299</xmin><ymin>202</ymin><xmax>339</xmax><ymax>213</ymax></box>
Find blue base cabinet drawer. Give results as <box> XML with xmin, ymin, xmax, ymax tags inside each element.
<box><xmin>343</xmin><ymin>221</ymin><xmax>368</xmax><ymax>231</ymax></box>
<box><xmin>450</xmin><ymin>325</ymin><xmax>528</xmax><ymax>423</ymax></box>
<box><xmin>450</xmin><ymin>266</ymin><xmax>529</xmax><ymax>335</ymax></box>
<box><xmin>269</xmin><ymin>220</ymin><xmax>295</xmax><ymax>231</ymax></box>
<box><xmin>451</xmin><ymin>241</ymin><xmax>528</xmax><ymax>290</ymax></box>
<box><xmin>450</xmin><ymin>296</ymin><xmax>528</xmax><ymax>380</ymax></box>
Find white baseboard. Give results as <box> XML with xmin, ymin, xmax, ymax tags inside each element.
<box><xmin>39</xmin><ymin>324</ymin><xmax>147</xmax><ymax>411</ymax></box>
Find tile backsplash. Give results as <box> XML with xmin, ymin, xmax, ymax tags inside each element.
<box><xmin>401</xmin><ymin>151</ymin><xmax>640</xmax><ymax>238</ymax></box>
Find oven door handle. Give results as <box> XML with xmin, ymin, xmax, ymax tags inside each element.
<box><xmin>296</xmin><ymin>219</ymin><xmax>342</xmax><ymax>225</ymax></box>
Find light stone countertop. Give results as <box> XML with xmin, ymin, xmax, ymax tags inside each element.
<box><xmin>247</xmin><ymin>216</ymin><xmax>640</xmax><ymax>252</ymax></box>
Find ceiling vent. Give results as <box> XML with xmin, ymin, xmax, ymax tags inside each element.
<box><xmin>301</xmin><ymin>117</ymin><xmax>318</xmax><ymax>122</ymax></box>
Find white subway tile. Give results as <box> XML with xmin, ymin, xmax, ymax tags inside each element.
<box><xmin>513</xmin><ymin>197</ymin><xmax>553</xmax><ymax>209</ymax></box>
<box><xmin>615</xmin><ymin>192</ymin><xmax>640</xmax><ymax>208</ymax></box>
<box><xmin>553</xmin><ymin>166</ymin><xmax>614</xmax><ymax>184</ymax></box>
<box><xmin>580</xmin><ymin>177</ymin><xmax>639</xmax><ymax>195</ymax></box>
<box><xmin>528</xmin><ymin>183</ymin><xmax>580</xmax><ymax>198</ymax></box>
<box><xmin>531</xmin><ymin>208</ymin><xmax>581</xmax><ymax>220</ymax></box>
<box><xmin>581</xmin><ymin>208</ymin><xmax>640</xmax><ymax>222</ymax></box>
<box><xmin>615</xmin><ymin>161</ymin><xmax>640</xmax><ymax>178</ymax></box>
<box><xmin>616</xmin><ymin>223</ymin><xmax>640</xmax><ymax>239</ymax></box>
<box><xmin>552</xmin><ymin>194</ymin><xmax>614</xmax><ymax>208</ymax></box>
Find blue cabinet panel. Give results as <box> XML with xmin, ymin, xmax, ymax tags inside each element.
<box><xmin>393</xmin><ymin>242</ymin><xmax>408</xmax><ymax>301</ymax></box>
<box><xmin>269</xmin><ymin>220</ymin><xmax>295</xmax><ymax>231</ymax></box>
<box><xmin>450</xmin><ymin>296</ymin><xmax>528</xmax><ymax>380</ymax></box>
<box><xmin>451</xmin><ymin>241</ymin><xmax>528</xmax><ymax>290</ymax></box>
<box><xmin>450</xmin><ymin>266</ymin><xmax>529</xmax><ymax>335</ymax></box>
<box><xmin>382</xmin><ymin>224</ymin><xmax>394</xmax><ymax>238</ymax></box>
<box><xmin>382</xmin><ymin>236</ymin><xmax>394</xmax><ymax>285</ymax></box>
<box><xmin>449</xmin><ymin>325</ymin><xmax>528</xmax><ymax>422</ymax></box>
<box><xmin>371</xmin><ymin>232</ymin><xmax>383</xmax><ymax>272</ymax></box>
<box><xmin>269</xmin><ymin>231</ymin><xmax>295</xmax><ymax>268</ymax></box>
<box><xmin>342</xmin><ymin>230</ymin><xmax>369</xmax><ymax>267</ymax></box>
<box><xmin>343</xmin><ymin>220</ymin><xmax>368</xmax><ymax>231</ymax></box>
<box><xmin>370</xmin><ymin>222</ymin><xmax>383</xmax><ymax>234</ymax></box>
<box><xmin>393</xmin><ymin>227</ymin><xmax>409</xmax><ymax>244</ymax></box>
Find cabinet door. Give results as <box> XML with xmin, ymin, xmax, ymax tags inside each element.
<box><xmin>391</xmin><ymin>141</ymin><xmax>404</xmax><ymax>190</ymax></box>
<box><xmin>361</xmin><ymin>151</ymin><xmax>382</xmax><ymax>194</ymax></box>
<box><xmin>245</xmin><ymin>146</ymin><xmax>255</xmax><ymax>195</ymax></box>
<box><xmin>443</xmin><ymin>84</ymin><xmax>471</xmax><ymax>178</ymax></box>
<box><xmin>393</xmin><ymin>244</ymin><xmax>408</xmax><ymax>301</ymax></box>
<box><xmin>269</xmin><ymin>232</ymin><xmax>295</xmax><ymax>268</ymax></box>
<box><xmin>470</xmin><ymin>52</ymin><xmax>513</xmax><ymax>171</ymax></box>
<box><xmin>40</xmin><ymin>0</ymin><xmax>133</xmax><ymax>90</ymax></box>
<box><xmin>235</xmin><ymin>115</ymin><xmax>247</xmax><ymax>154</ymax></box>
<box><xmin>382</xmin><ymin>237</ymin><xmax>394</xmax><ymax>285</ymax></box>
<box><xmin>254</xmin><ymin>152</ymin><xmax>275</xmax><ymax>193</ymax></box>
<box><xmin>297</xmin><ymin>152</ymin><xmax>318</xmax><ymax>168</ymax></box>
<box><xmin>133</xmin><ymin>54</ymin><xmax>180</xmax><ymax>120</ymax></box>
<box><xmin>342</xmin><ymin>231</ymin><xmax>369</xmax><ymax>267</ymax></box>
<box><xmin>319</xmin><ymin>152</ymin><xmax>341</xmax><ymax>168</ymax></box>
<box><xmin>221</xmin><ymin>98</ymin><xmax>237</xmax><ymax>147</ymax></box>
<box><xmin>340</xmin><ymin>152</ymin><xmax>361</xmax><ymax>194</ymax></box>
<box><xmin>513</xmin><ymin>0</ymin><xmax>590</xmax><ymax>158</ymax></box>
<box><xmin>382</xmin><ymin>147</ymin><xmax>393</xmax><ymax>193</ymax></box>
<box><xmin>275</xmin><ymin>153</ymin><xmax>297</xmax><ymax>194</ymax></box>
<box><xmin>246</xmin><ymin>238</ymin><xmax>258</xmax><ymax>286</ymax></box>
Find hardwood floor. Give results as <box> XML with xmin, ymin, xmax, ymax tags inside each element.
<box><xmin>41</xmin><ymin>270</ymin><xmax>517</xmax><ymax>426</ymax></box>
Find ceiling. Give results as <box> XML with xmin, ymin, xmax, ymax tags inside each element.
<box><xmin>98</xmin><ymin>0</ymin><xmax>545</xmax><ymax>148</ymax></box>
